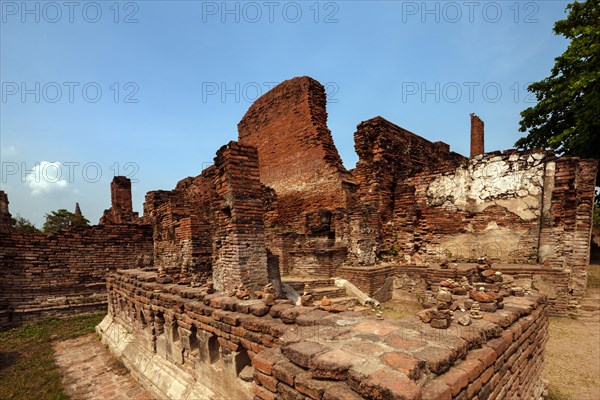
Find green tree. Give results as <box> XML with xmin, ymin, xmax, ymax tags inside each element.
<box><xmin>42</xmin><ymin>209</ymin><xmax>90</xmax><ymax>234</ymax></box>
<box><xmin>12</xmin><ymin>214</ymin><xmax>40</xmax><ymax>233</ymax></box>
<box><xmin>516</xmin><ymin>0</ymin><xmax>600</xmax><ymax>166</ymax></box>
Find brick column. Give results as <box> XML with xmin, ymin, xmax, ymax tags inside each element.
<box><xmin>212</xmin><ymin>142</ymin><xmax>269</xmax><ymax>292</ymax></box>
<box><xmin>470</xmin><ymin>113</ymin><xmax>484</xmax><ymax>157</ymax></box>
<box><xmin>100</xmin><ymin>177</ymin><xmax>139</xmax><ymax>224</ymax></box>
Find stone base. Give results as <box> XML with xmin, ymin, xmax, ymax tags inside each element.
<box><xmin>97</xmin><ymin>315</ymin><xmax>252</xmax><ymax>400</ymax></box>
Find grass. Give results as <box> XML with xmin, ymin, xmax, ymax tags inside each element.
<box><xmin>587</xmin><ymin>264</ymin><xmax>600</xmax><ymax>288</ymax></box>
<box><xmin>380</xmin><ymin>298</ymin><xmax>425</xmax><ymax>320</ymax></box>
<box><xmin>0</xmin><ymin>312</ymin><xmax>106</xmax><ymax>400</ymax></box>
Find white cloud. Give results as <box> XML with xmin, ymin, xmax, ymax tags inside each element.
<box><xmin>1</xmin><ymin>145</ymin><xmax>17</xmax><ymax>156</ymax></box>
<box><xmin>25</xmin><ymin>161</ymin><xmax>68</xmax><ymax>196</ymax></box>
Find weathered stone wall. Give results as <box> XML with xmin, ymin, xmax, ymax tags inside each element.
<box><xmin>0</xmin><ymin>224</ymin><xmax>153</xmax><ymax>330</ymax></box>
<box><xmin>391</xmin><ymin>150</ymin><xmax>549</xmax><ymax>265</ymax></box>
<box><xmin>99</xmin><ymin>268</ymin><xmax>549</xmax><ymax>400</ymax></box>
<box><xmin>389</xmin><ymin>151</ymin><xmax>597</xmax><ymax>271</ymax></box>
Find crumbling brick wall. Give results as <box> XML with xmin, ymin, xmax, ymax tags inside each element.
<box><xmin>237</xmin><ymin>76</ymin><xmax>351</xmax><ymax>229</ymax></box>
<box><xmin>0</xmin><ymin>224</ymin><xmax>153</xmax><ymax>330</ymax></box>
<box><xmin>388</xmin><ymin>151</ymin><xmax>597</xmax><ymax>268</ymax></box>
<box><xmin>140</xmin><ymin>141</ymin><xmax>270</xmax><ymax>292</ymax></box>
<box><xmin>386</xmin><ymin>151</ymin><xmax>597</xmax><ymax>306</ymax></box>
<box><xmin>349</xmin><ymin>116</ymin><xmax>465</xmax><ymax>265</ymax></box>
<box><xmin>238</xmin><ymin>76</ymin><xmax>354</xmax><ymax>277</ymax></box>
<box><xmin>390</xmin><ymin>151</ymin><xmax>548</xmax><ymax>265</ymax></box>
<box><xmin>538</xmin><ymin>158</ymin><xmax>598</xmax><ymax>297</ymax></box>
<box><xmin>212</xmin><ymin>142</ymin><xmax>269</xmax><ymax>292</ymax></box>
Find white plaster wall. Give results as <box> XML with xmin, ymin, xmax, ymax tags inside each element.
<box><xmin>423</xmin><ymin>153</ymin><xmax>553</xmax><ymax>263</ymax></box>
<box><xmin>427</xmin><ymin>153</ymin><xmax>550</xmax><ymax>221</ymax></box>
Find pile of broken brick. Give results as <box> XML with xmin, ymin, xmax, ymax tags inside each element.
<box><xmin>418</xmin><ymin>258</ymin><xmax>531</xmax><ymax>329</ymax></box>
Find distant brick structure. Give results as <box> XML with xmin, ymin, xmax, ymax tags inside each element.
<box><xmin>0</xmin><ymin>224</ymin><xmax>153</xmax><ymax>329</ymax></box>
<box><xmin>470</xmin><ymin>113</ymin><xmax>485</xmax><ymax>157</ymax></box>
<box><xmin>74</xmin><ymin>202</ymin><xmax>82</xmax><ymax>216</ymax></box>
<box><xmin>0</xmin><ymin>190</ymin><xmax>13</xmax><ymax>230</ymax></box>
<box><xmin>99</xmin><ymin>176</ymin><xmax>139</xmax><ymax>224</ymax></box>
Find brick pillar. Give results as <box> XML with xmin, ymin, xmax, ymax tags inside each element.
<box><xmin>111</xmin><ymin>176</ymin><xmax>133</xmax><ymax>213</ymax></box>
<box><xmin>99</xmin><ymin>176</ymin><xmax>139</xmax><ymax>224</ymax></box>
<box><xmin>470</xmin><ymin>113</ymin><xmax>484</xmax><ymax>157</ymax></box>
<box><xmin>0</xmin><ymin>191</ymin><xmax>13</xmax><ymax>230</ymax></box>
<box><xmin>212</xmin><ymin>141</ymin><xmax>269</xmax><ymax>293</ymax></box>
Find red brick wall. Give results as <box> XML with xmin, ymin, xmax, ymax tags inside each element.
<box><xmin>0</xmin><ymin>224</ymin><xmax>153</xmax><ymax>330</ymax></box>
<box><xmin>238</xmin><ymin>76</ymin><xmax>353</xmax><ymax>232</ymax></box>
<box><xmin>212</xmin><ymin>142</ymin><xmax>269</xmax><ymax>292</ymax></box>
<box><xmin>538</xmin><ymin>158</ymin><xmax>598</xmax><ymax>296</ymax></box>
<box><xmin>387</xmin><ymin>151</ymin><xmax>597</xmax><ymax>268</ymax></box>
<box><xmin>348</xmin><ymin>116</ymin><xmax>465</xmax><ymax>265</ymax></box>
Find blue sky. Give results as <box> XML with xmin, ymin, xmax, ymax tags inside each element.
<box><xmin>1</xmin><ymin>0</ymin><xmax>571</xmax><ymax>227</ymax></box>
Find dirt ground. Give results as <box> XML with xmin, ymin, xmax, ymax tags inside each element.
<box><xmin>544</xmin><ymin>263</ymin><xmax>600</xmax><ymax>400</ymax></box>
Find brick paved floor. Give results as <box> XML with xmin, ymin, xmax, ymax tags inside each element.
<box><xmin>54</xmin><ymin>334</ymin><xmax>154</xmax><ymax>400</ymax></box>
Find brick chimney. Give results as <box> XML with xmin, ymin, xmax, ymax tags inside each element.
<box><xmin>470</xmin><ymin>113</ymin><xmax>484</xmax><ymax>157</ymax></box>
<box><xmin>74</xmin><ymin>202</ymin><xmax>82</xmax><ymax>216</ymax></box>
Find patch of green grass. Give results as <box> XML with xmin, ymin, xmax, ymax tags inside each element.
<box><xmin>0</xmin><ymin>312</ymin><xmax>106</xmax><ymax>400</ymax></box>
<box><xmin>587</xmin><ymin>265</ymin><xmax>600</xmax><ymax>288</ymax></box>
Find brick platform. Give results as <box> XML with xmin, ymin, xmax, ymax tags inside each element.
<box><xmin>99</xmin><ymin>268</ymin><xmax>549</xmax><ymax>399</ymax></box>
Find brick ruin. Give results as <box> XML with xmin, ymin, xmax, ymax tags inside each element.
<box><xmin>0</xmin><ymin>192</ymin><xmax>153</xmax><ymax>329</ymax></box>
<box><xmin>0</xmin><ymin>76</ymin><xmax>598</xmax><ymax>399</ymax></box>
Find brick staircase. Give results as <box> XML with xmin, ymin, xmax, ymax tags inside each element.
<box><xmin>281</xmin><ymin>276</ymin><xmax>358</xmax><ymax>306</ymax></box>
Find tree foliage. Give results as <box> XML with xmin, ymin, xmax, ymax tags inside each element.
<box><xmin>516</xmin><ymin>0</ymin><xmax>600</xmax><ymax>166</ymax></box>
<box><xmin>12</xmin><ymin>214</ymin><xmax>40</xmax><ymax>233</ymax></box>
<box><xmin>42</xmin><ymin>209</ymin><xmax>90</xmax><ymax>234</ymax></box>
